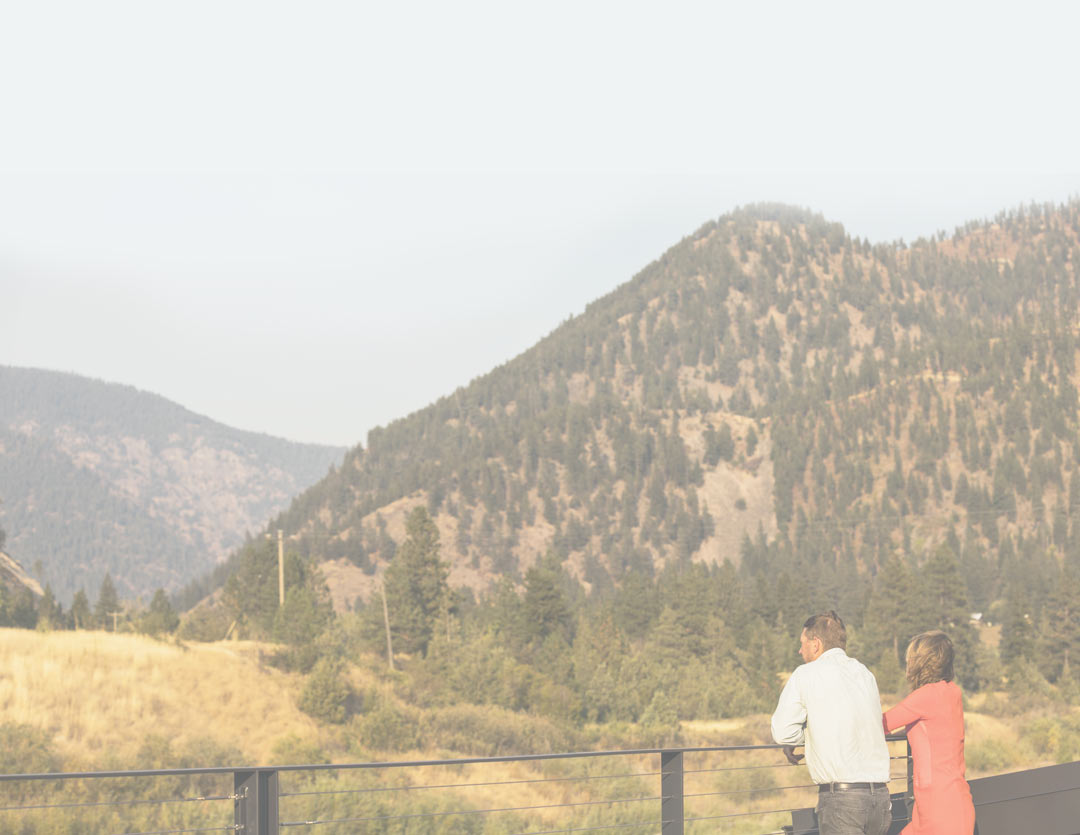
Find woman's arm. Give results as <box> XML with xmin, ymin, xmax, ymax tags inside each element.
<box><xmin>883</xmin><ymin>688</ymin><xmax>926</xmax><ymax>733</ymax></box>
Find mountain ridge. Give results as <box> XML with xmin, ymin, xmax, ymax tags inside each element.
<box><xmin>211</xmin><ymin>200</ymin><xmax>1079</xmax><ymax>625</ymax></box>
<box><xmin>0</xmin><ymin>365</ymin><xmax>345</xmax><ymax>602</ymax></box>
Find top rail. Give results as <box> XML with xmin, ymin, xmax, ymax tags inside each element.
<box><xmin>0</xmin><ymin>736</ymin><xmax>910</xmax><ymax>782</ymax></box>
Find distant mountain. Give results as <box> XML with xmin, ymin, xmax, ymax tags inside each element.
<box><xmin>0</xmin><ymin>549</ymin><xmax>43</xmax><ymax>600</ymax></box>
<box><xmin>0</xmin><ymin>367</ymin><xmax>345</xmax><ymax>602</ymax></box>
<box><xmin>215</xmin><ymin>203</ymin><xmax>1080</xmax><ymax>632</ymax></box>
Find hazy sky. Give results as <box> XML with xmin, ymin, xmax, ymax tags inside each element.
<box><xmin>3</xmin><ymin>2</ymin><xmax>1079</xmax><ymax>447</ymax></box>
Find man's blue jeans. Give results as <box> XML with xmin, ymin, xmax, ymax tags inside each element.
<box><xmin>816</xmin><ymin>786</ymin><xmax>892</xmax><ymax>835</ymax></box>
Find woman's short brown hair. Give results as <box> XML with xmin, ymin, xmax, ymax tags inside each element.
<box><xmin>905</xmin><ymin>630</ymin><xmax>954</xmax><ymax>689</ymax></box>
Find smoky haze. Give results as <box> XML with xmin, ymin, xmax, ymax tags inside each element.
<box><xmin>2</xmin><ymin>2</ymin><xmax>1079</xmax><ymax>446</ymax></box>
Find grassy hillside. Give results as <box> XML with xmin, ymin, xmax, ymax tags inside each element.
<box><xmin>0</xmin><ymin>628</ymin><xmax>321</xmax><ymax>767</ymax></box>
<box><xmin>2</xmin><ymin>627</ymin><xmax>1072</xmax><ymax>775</ymax></box>
<box><xmin>2</xmin><ymin>628</ymin><xmax>1079</xmax><ymax>834</ymax></box>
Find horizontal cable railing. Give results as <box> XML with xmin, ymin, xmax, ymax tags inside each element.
<box><xmin>0</xmin><ymin>738</ymin><xmax>912</xmax><ymax>834</ymax></box>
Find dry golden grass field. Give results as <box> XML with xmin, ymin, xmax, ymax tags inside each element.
<box><xmin>2</xmin><ymin>628</ymin><xmax>1079</xmax><ymax>833</ymax></box>
<box><xmin>0</xmin><ymin>627</ymin><xmax>322</xmax><ymax>767</ymax></box>
<box><xmin>0</xmin><ymin>627</ymin><xmax>1073</xmax><ymax>774</ymax></box>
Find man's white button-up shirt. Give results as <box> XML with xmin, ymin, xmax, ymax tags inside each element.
<box><xmin>770</xmin><ymin>647</ymin><xmax>890</xmax><ymax>785</ymax></box>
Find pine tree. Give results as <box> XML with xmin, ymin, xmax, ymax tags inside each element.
<box><xmin>222</xmin><ymin>539</ymin><xmax>308</xmax><ymax>637</ymax></box>
<box><xmin>1000</xmin><ymin>582</ymin><xmax>1035</xmax><ymax>665</ymax></box>
<box><xmin>523</xmin><ymin>550</ymin><xmax>572</xmax><ymax>645</ymax></box>
<box><xmin>1036</xmin><ymin>569</ymin><xmax>1080</xmax><ymax>682</ymax></box>
<box><xmin>613</xmin><ymin>571</ymin><xmax>659</xmax><ymax>640</ymax></box>
<box><xmin>918</xmin><ymin>545</ymin><xmax>980</xmax><ymax>689</ymax></box>
<box><xmin>273</xmin><ymin>584</ymin><xmax>331</xmax><ymax>645</ymax></box>
<box><xmin>746</xmin><ymin>425</ymin><xmax>759</xmax><ymax>457</ymax></box>
<box><xmin>94</xmin><ymin>574</ymin><xmax>120</xmax><ymax>631</ymax></box>
<box><xmin>383</xmin><ymin>506</ymin><xmax>449</xmax><ymax>656</ymax></box>
<box><xmin>862</xmin><ymin>555</ymin><xmax>920</xmax><ymax>666</ymax></box>
<box><xmin>37</xmin><ymin>585</ymin><xmax>63</xmax><ymax>630</ymax></box>
<box><xmin>919</xmin><ymin>545</ymin><xmax>970</xmax><ymax>630</ymax></box>
<box><xmin>69</xmin><ymin>589</ymin><xmax>91</xmax><ymax>630</ymax></box>
<box><xmin>139</xmin><ymin>589</ymin><xmax>180</xmax><ymax>636</ymax></box>
<box><xmin>11</xmin><ymin>588</ymin><xmax>37</xmax><ymax>629</ymax></box>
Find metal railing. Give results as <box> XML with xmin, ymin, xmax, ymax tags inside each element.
<box><xmin>0</xmin><ymin>738</ymin><xmax>913</xmax><ymax>834</ymax></box>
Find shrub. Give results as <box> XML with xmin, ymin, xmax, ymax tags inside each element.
<box><xmin>270</xmin><ymin>734</ymin><xmax>329</xmax><ymax>765</ymax></box>
<box><xmin>298</xmin><ymin>659</ymin><xmax>352</xmax><ymax>725</ymax></box>
<box><xmin>177</xmin><ymin>603</ymin><xmax>232</xmax><ymax>642</ymax></box>
<box><xmin>638</xmin><ymin>691</ymin><xmax>681</xmax><ymax>747</ymax></box>
<box><xmin>353</xmin><ymin>700</ymin><xmax>421</xmax><ymax>752</ymax></box>
<box><xmin>966</xmin><ymin>737</ymin><xmax>1021</xmax><ymax>773</ymax></box>
<box><xmin>178</xmin><ymin>736</ymin><xmax>243</xmax><ymax>768</ymax></box>
<box><xmin>1022</xmin><ymin>716</ymin><xmax>1080</xmax><ymax>763</ymax></box>
<box><xmin>266</xmin><ymin>643</ymin><xmax>321</xmax><ymax>674</ymax></box>
<box><xmin>420</xmin><ymin>704</ymin><xmax>577</xmax><ymax>756</ymax></box>
<box><xmin>135</xmin><ymin>734</ymin><xmax>177</xmax><ymax>768</ymax></box>
<box><xmin>138</xmin><ymin>590</ymin><xmax>180</xmax><ymax>636</ymax></box>
<box><xmin>0</xmin><ymin>723</ymin><xmax>59</xmax><ymax>774</ymax></box>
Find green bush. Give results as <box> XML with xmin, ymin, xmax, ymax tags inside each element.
<box><xmin>638</xmin><ymin>690</ymin><xmax>681</xmax><ymax>747</ymax></box>
<box><xmin>135</xmin><ymin>734</ymin><xmax>177</xmax><ymax>768</ymax></box>
<box><xmin>1022</xmin><ymin>716</ymin><xmax>1080</xmax><ymax>763</ymax></box>
<box><xmin>177</xmin><ymin>603</ymin><xmax>232</xmax><ymax>642</ymax></box>
<box><xmin>966</xmin><ymin>737</ymin><xmax>1021</xmax><ymax>773</ymax></box>
<box><xmin>298</xmin><ymin>659</ymin><xmax>352</xmax><ymax>724</ymax></box>
<box><xmin>267</xmin><ymin>643</ymin><xmax>321</xmax><ymax>673</ymax></box>
<box><xmin>270</xmin><ymin>734</ymin><xmax>329</xmax><ymax>765</ymax></box>
<box><xmin>0</xmin><ymin>723</ymin><xmax>59</xmax><ymax>773</ymax></box>
<box><xmin>178</xmin><ymin>736</ymin><xmax>244</xmax><ymax>768</ymax></box>
<box><xmin>353</xmin><ymin>700</ymin><xmax>421</xmax><ymax>752</ymax></box>
<box><xmin>138</xmin><ymin>589</ymin><xmax>180</xmax><ymax>636</ymax></box>
<box><xmin>420</xmin><ymin>703</ymin><xmax>577</xmax><ymax>756</ymax></box>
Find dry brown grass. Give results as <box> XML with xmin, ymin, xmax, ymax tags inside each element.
<box><xmin>0</xmin><ymin>628</ymin><xmax>321</xmax><ymax>767</ymax></box>
<box><xmin>3</xmin><ymin>627</ymin><xmax>1069</xmax><ymax>834</ymax></box>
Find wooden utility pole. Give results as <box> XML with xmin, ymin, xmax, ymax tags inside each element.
<box><xmin>380</xmin><ymin>579</ymin><xmax>395</xmax><ymax>671</ymax></box>
<box><xmin>277</xmin><ymin>529</ymin><xmax>285</xmax><ymax>607</ymax></box>
<box><xmin>109</xmin><ymin>611</ymin><xmax>122</xmax><ymax>632</ymax></box>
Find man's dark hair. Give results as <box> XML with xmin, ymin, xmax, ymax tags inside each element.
<box><xmin>803</xmin><ymin>610</ymin><xmax>847</xmax><ymax>651</ymax></box>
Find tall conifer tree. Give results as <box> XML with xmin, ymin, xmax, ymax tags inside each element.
<box><xmin>384</xmin><ymin>506</ymin><xmax>449</xmax><ymax>656</ymax></box>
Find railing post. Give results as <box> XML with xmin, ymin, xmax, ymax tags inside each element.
<box><xmin>661</xmin><ymin>750</ymin><xmax>684</xmax><ymax>835</ymax></box>
<box><xmin>234</xmin><ymin>769</ymin><xmax>279</xmax><ymax>834</ymax></box>
<box><xmin>906</xmin><ymin>738</ymin><xmax>914</xmax><ymax>804</ymax></box>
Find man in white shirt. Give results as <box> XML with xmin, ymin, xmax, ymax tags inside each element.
<box><xmin>771</xmin><ymin>611</ymin><xmax>892</xmax><ymax>835</ymax></box>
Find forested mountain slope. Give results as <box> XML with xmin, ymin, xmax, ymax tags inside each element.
<box><xmin>259</xmin><ymin>202</ymin><xmax>1078</xmax><ymax>617</ymax></box>
<box><xmin>158</xmin><ymin>199</ymin><xmax>1080</xmax><ymax>729</ymax></box>
<box><xmin>0</xmin><ymin>367</ymin><xmax>345</xmax><ymax>601</ymax></box>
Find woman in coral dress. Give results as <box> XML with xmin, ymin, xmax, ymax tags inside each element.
<box><xmin>882</xmin><ymin>630</ymin><xmax>975</xmax><ymax>835</ymax></box>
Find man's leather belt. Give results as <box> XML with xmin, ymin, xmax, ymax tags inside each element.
<box><xmin>818</xmin><ymin>782</ymin><xmax>888</xmax><ymax>793</ymax></box>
